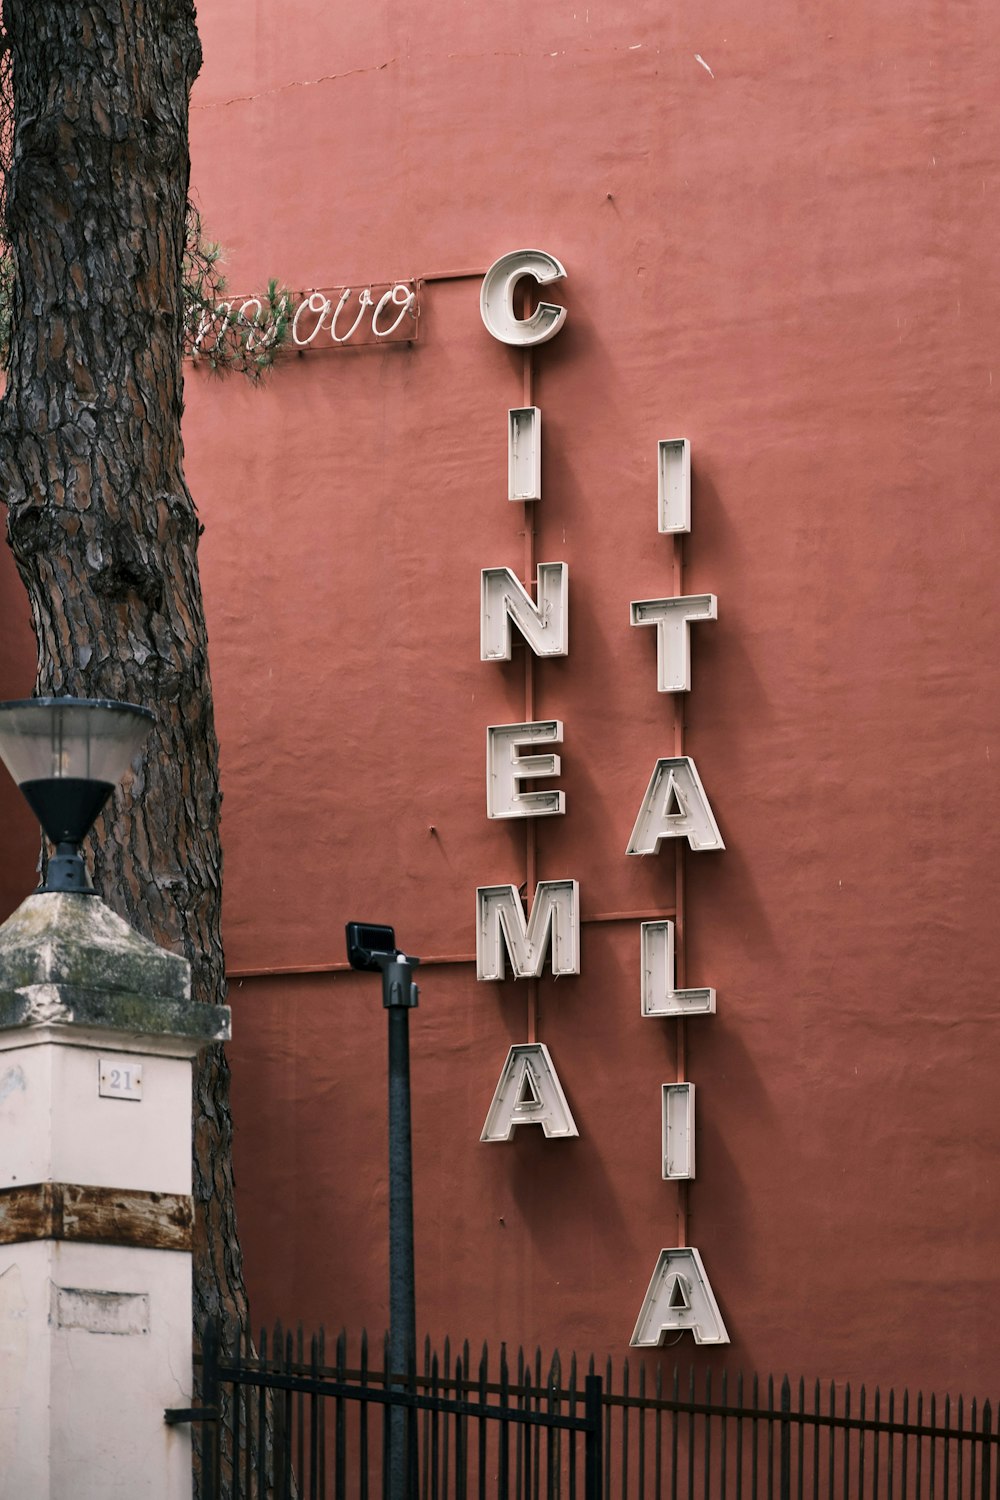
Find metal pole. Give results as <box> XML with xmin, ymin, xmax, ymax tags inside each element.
<box><xmin>383</xmin><ymin>955</ymin><xmax>419</xmax><ymax>1500</ymax></box>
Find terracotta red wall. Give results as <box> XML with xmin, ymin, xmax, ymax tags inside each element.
<box><xmin>183</xmin><ymin>0</ymin><xmax>1000</xmax><ymax>1391</ymax></box>
<box><xmin>5</xmin><ymin>0</ymin><xmax>999</xmax><ymax>1395</ymax></box>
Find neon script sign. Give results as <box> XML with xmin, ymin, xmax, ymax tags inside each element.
<box><xmin>187</xmin><ymin>280</ymin><xmax>417</xmax><ymax>358</ymax></box>
<box><xmin>474</xmin><ymin>249</ymin><xmax>730</xmax><ymax>1348</ymax></box>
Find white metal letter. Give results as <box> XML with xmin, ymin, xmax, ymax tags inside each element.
<box><xmin>481</xmin><ymin>1043</ymin><xmax>579</xmax><ymax>1141</ymax></box>
<box><xmin>658</xmin><ymin>439</ymin><xmax>691</xmax><ymax>533</ymax></box>
<box><xmin>662</xmin><ymin>1083</ymin><xmax>695</xmax><ymax>1180</ymax></box>
<box><xmin>482</xmin><ymin>564</ymin><xmax>569</xmax><ymax>661</ymax></box>
<box><xmin>627</xmin><ymin>757</ymin><xmax>724</xmax><ymax>853</ymax></box>
<box><xmin>480</xmin><ymin>250</ymin><xmax>567</xmax><ymax>347</ymax></box>
<box><xmin>630</xmin><ymin>595</ymin><xmax>717</xmax><ymax>693</ymax></box>
<box><xmin>641</xmin><ymin>921</ymin><xmax>715</xmax><ymax>1017</ymax></box>
<box><xmin>630</xmin><ymin>1248</ymin><xmax>729</xmax><ymax>1346</ymax></box>
<box><xmin>477</xmin><ymin>880</ymin><xmax>580</xmax><ymax>981</ymax></box>
<box><xmin>487</xmin><ymin>721</ymin><xmax>565</xmax><ymax>819</ymax></box>
<box><xmin>509</xmin><ymin>407</ymin><xmax>542</xmax><ymax>500</ymax></box>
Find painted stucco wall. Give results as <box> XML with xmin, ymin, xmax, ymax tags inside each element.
<box><xmin>182</xmin><ymin>0</ymin><xmax>1000</xmax><ymax>1389</ymax></box>
<box><xmin>2</xmin><ymin>0</ymin><xmax>998</xmax><ymax>1393</ymax></box>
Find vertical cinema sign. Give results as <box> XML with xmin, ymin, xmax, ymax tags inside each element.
<box><xmin>475</xmin><ymin>251</ymin><xmax>730</xmax><ymax>1347</ymax></box>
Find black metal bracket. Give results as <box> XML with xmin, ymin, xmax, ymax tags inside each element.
<box><xmin>163</xmin><ymin>1406</ymin><xmax>220</xmax><ymax>1425</ymax></box>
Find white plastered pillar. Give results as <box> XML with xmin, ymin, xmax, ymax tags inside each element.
<box><xmin>0</xmin><ymin>891</ymin><xmax>231</xmax><ymax>1500</ymax></box>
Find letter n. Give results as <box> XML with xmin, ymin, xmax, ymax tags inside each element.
<box><xmin>482</xmin><ymin>564</ymin><xmax>568</xmax><ymax>660</ymax></box>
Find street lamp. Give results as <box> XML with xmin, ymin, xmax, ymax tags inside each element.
<box><xmin>345</xmin><ymin>921</ymin><xmax>420</xmax><ymax>1500</ymax></box>
<box><xmin>0</xmin><ymin>696</ymin><xmax>154</xmax><ymax>893</ymax></box>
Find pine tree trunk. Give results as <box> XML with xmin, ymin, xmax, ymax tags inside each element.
<box><xmin>0</xmin><ymin>0</ymin><xmax>247</xmax><ymax>1426</ymax></box>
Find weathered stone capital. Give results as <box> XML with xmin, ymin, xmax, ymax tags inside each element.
<box><xmin>0</xmin><ymin>892</ymin><xmax>230</xmax><ymax>1048</ymax></box>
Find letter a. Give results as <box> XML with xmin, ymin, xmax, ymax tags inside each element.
<box><xmin>481</xmin><ymin>1043</ymin><xmax>579</xmax><ymax>1141</ymax></box>
<box><xmin>630</xmin><ymin>1248</ymin><xmax>730</xmax><ymax>1346</ymax></box>
<box><xmin>627</xmin><ymin>757</ymin><xmax>724</xmax><ymax>854</ymax></box>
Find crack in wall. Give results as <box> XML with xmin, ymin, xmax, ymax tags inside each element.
<box><xmin>193</xmin><ymin>57</ymin><xmax>396</xmax><ymax>110</ymax></box>
<box><xmin>192</xmin><ymin>40</ymin><xmax>665</xmax><ymax>111</ymax></box>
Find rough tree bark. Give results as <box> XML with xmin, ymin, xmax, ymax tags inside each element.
<box><xmin>0</xmin><ymin>0</ymin><xmax>247</xmax><ymax>1417</ymax></box>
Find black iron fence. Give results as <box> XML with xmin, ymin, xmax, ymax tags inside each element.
<box><xmin>194</xmin><ymin>1323</ymin><xmax>602</xmax><ymax>1500</ymax></box>
<box><xmin>186</xmin><ymin>1325</ymin><xmax>997</xmax><ymax>1500</ymax></box>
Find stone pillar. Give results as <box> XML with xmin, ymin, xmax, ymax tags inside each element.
<box><xmin>0</xmin><ymin>891</ymin><xmax>230</xmax><ymax>1500</ymax></box>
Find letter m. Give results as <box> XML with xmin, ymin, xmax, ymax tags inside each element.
<box><xmin>476</xmin><ymin>880</ymin><xmax>580</xmax><ymax>980</ymax></box>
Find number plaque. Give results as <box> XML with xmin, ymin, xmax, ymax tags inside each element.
<box><xmin>98</xmin><ymin>1058</ymin><xmax>143</xmax><ymax>1102</ymax></box>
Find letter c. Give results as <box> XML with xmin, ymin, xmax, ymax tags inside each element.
<box><xmin>480</xmin><ymin>249</ymin><xmax>567</xmax><ymax>346</ymax></box>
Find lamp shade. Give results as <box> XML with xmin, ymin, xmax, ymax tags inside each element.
<box><xmin>0</xmin><ymin>697</ymin><xmax>154</xmax><ymax>788</ymax></box>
